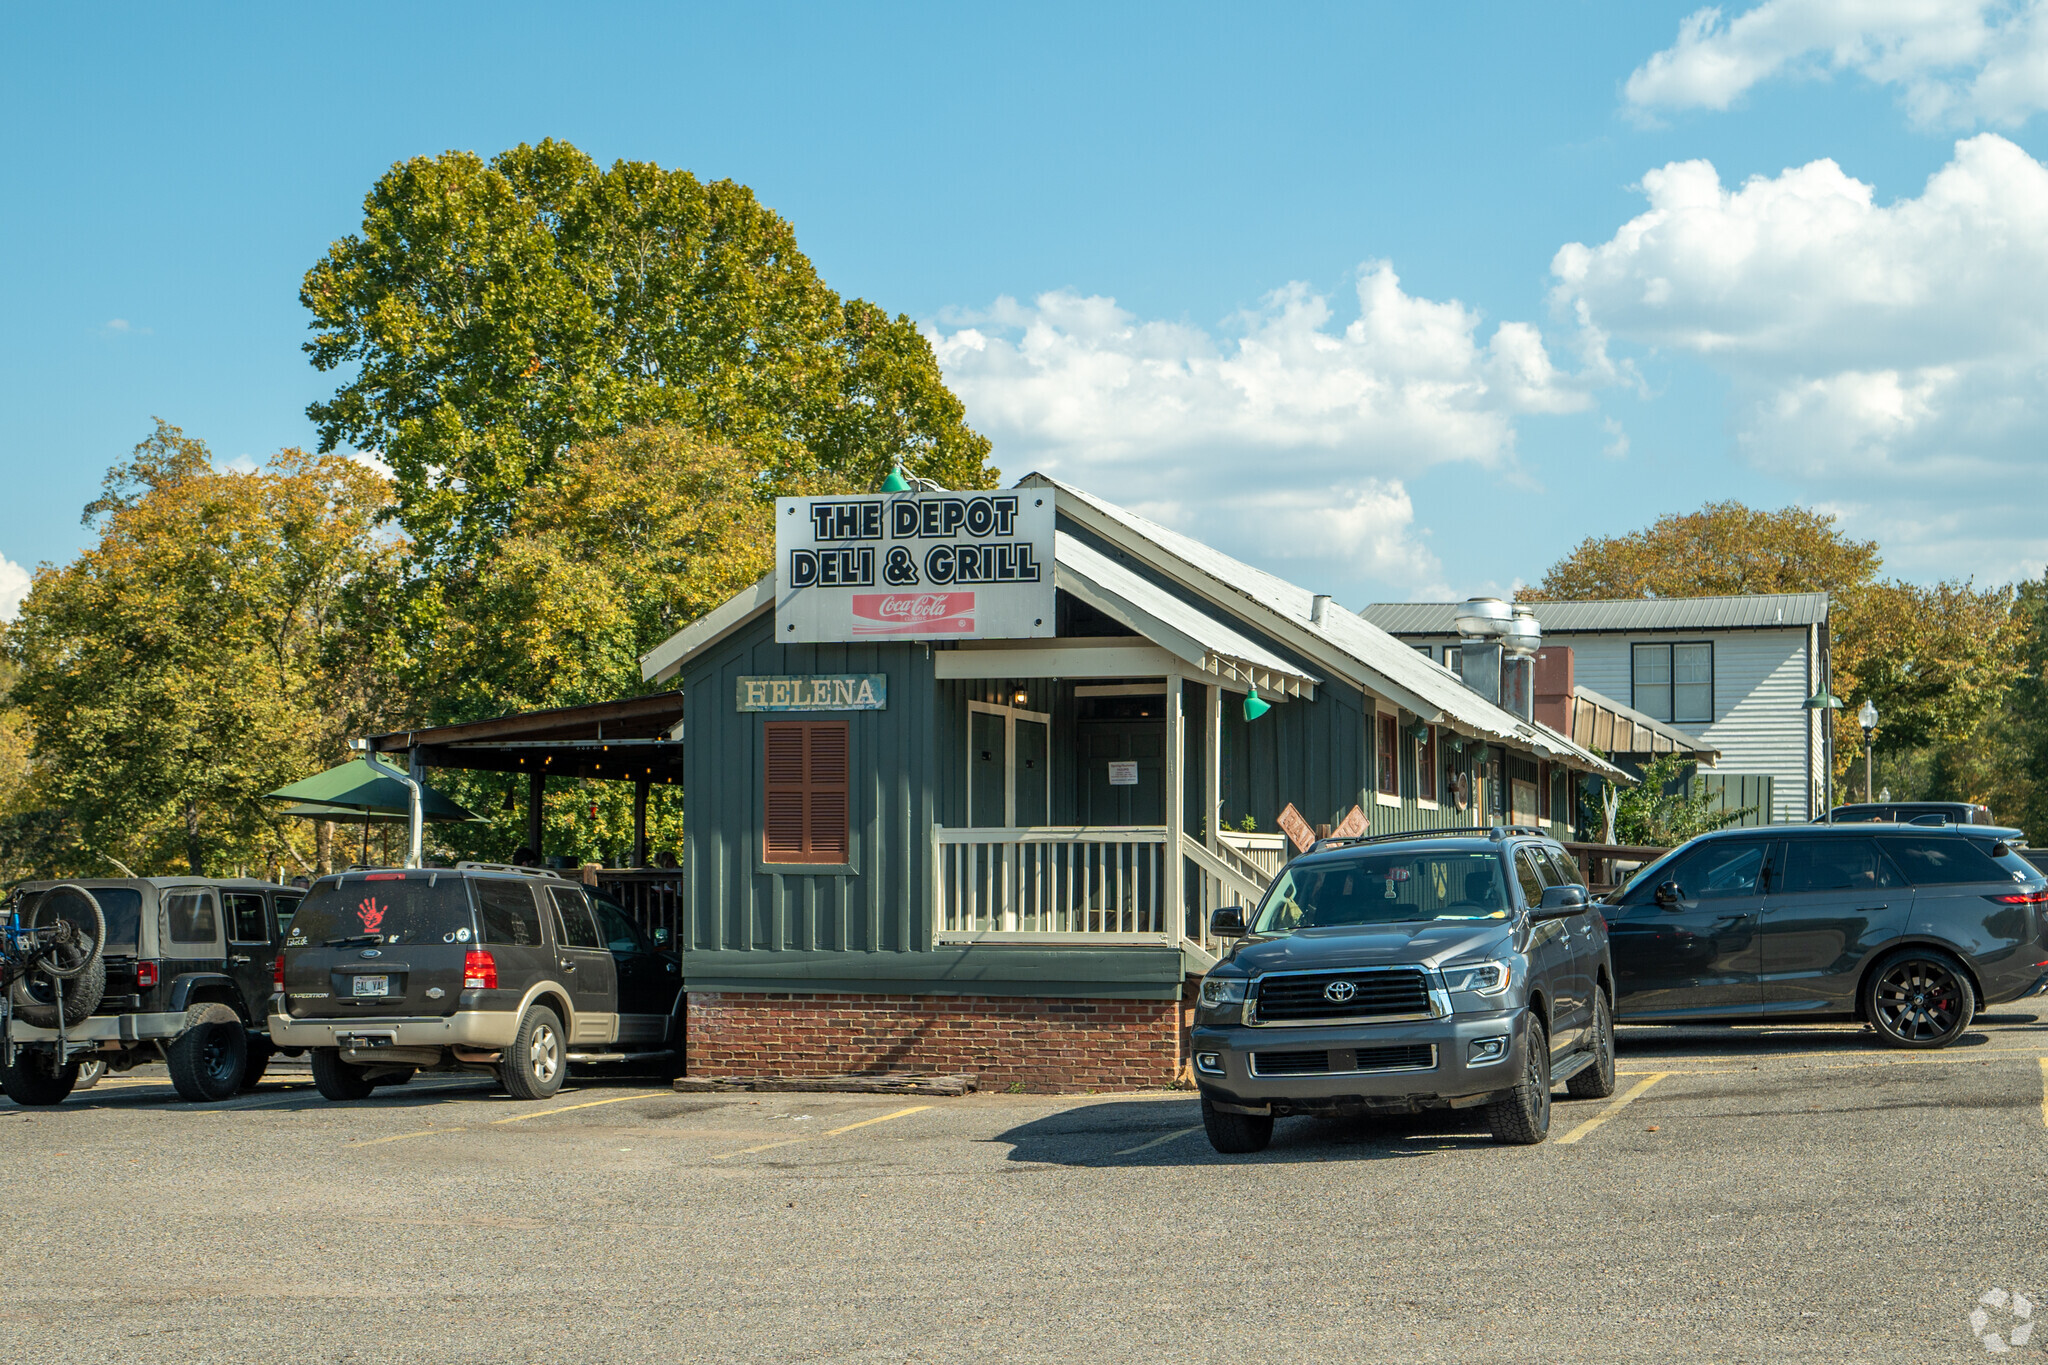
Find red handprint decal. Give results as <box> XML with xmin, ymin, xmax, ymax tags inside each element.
<box><xmin>357</xmin><ymin>898</ymin><xmax>387</xmax><ymax>933</ymax></box>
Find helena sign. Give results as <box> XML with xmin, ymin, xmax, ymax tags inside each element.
<box><xmin>773</xmin><ymin>491</ymin><xmax>1056</xmax><ymax>643</ymax></box>
<box><xmin>736</xmin><ymin>675</ymin><xmax>887</xmax><ymax>711</ymax></box>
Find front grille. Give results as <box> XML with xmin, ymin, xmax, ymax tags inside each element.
<box><xmin>1251</xmin><ymin>968</ymin><xmax>1433</xmax><ymax>1024</ymax></box>
<box><xmin>1249</xmin><ymin>1044</ymin><xmax>1437</xmax><ymax>1077</ymax></box>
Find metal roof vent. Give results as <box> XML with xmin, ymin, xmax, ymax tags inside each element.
<box><xmin>1310</xmin><ymin>594</ymin><xmax>1332</xmax><ymax>626</ymax></box>
<box><xmin>1504</xmin><ymin>603</ymin><xmax>1542</xmax><ymax>657</ymax></box>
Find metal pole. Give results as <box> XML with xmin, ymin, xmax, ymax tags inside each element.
<box><xmin>632</xmin><ymin>778</ymin><xmax>650</xmax><ymax>867</ymax></box>
<box><xmin>1864</xmin><ymin>731</ymin><xmax>1874</xmax><ymax>803</ymax></box>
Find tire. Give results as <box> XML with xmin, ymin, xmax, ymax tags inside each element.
<box><xmin>74</xmin><ymin>1058</ymin><xmax>106</xmax><ymax>1091</ymax></box>
<box><xmin>238</xmin><ymin>1038</ymin><xmax>272</xmax><ymax>1092</ymax></box>
<box><xmin>311</xmin><ymin>1047</ymin><xmax>376</xmax><ymax>1101</ymax></box>
<box><xmin>1865</xmin><ymin>949</ymin><xmax>1976</xmax><ymax>1049</ymax></box>
<box><xmin>1485</xmin><ymin>1016</ymin><xmax>1553</xmax><ymax>1145</ymax></box>
<box><xmin>1566</xmin><ymin>990</ymin><xmax>1618</xmax><ymax>1100</ymax></box>
<box><xmin>10</xmin><ymin>952</ymin><xmax>105</xmax><ymax>1028</ymax></box>
<box><xmin>166</xmin><ymin>1003</ymin><xmax>248</xmax><ymax>1102</ymax></box>
<box><xmin>1</xmin><ymin>1049</ymin><xmax>79</xmax><ymax>1106</ymax></box>
<box><xmin>498</xmin><ymin>1006</ymin><xmax>565</xmax><ymax>1100</ymax></box>
<box><xmin>1200</xmin><ymin>1093</ymin><xmax>1274</xmax><ymax>1154</ymax></box>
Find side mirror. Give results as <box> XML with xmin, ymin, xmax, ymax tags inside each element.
<box><xmin>1654</xmin><ymin>880</ymin><xmax>1683</xmax><ymax>909</ymax></box>
<box><xmin>1535</xmin><ymin>884</ymin><xmax>1588</xmax><ymax>917</ymax></box>
<box><xmin>1210</xmin><ymin>905</ymin><xmax>1248</xmax><ymax>938</ymax></box>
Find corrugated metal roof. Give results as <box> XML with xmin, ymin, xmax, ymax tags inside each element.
<box><xmin>1361</xmin><ymin>593</ymin><xmax>1830</xmax><ymax>636</ymax></box>
<box><xmin>1054</xmin><ymin>532</ymin><xmax>1320</xmax><ymax>697</ymax></box>
<box><xmin>1026</xmin><ymin>475</ymin><xmax>1628</xmax><ymax>779</ymax></box>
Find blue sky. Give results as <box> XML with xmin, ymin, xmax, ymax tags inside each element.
<box><xmin>6</xmin><ymin>2</ymin><xmax>2048</xmax><ymax>616</ymax></box>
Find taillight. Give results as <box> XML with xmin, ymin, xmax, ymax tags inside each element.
<box><xmin>273</xmin><ymin>953</ymin><xmax>286</xmax><ymax>988</ymax></box>
<box><xmin>463</xmin><ymin>949</ymin><xmax>497</xmax><ymax>990</ymax></box>
<box><xmin>1988</xmin><ymin>890</ymin><xmax>2048</xmax><ymax>905</ymax></box>
<box><xmin>135</xmin><ymin>961</ymin><xmax>159</xmax><ymax>989</ymax></box>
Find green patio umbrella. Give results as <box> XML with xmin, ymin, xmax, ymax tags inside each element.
<box><xmin>265</xmin><ymin>761</ymin><xmax>488</xmax><ymax>865</ymax></box>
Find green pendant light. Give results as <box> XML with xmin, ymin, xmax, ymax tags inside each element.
<box><xmin>880</xmin><ymin>464</ymin><xmax>911</xmax><ymax>492</ymax></box>
<box><xmin>1243</xmin><ymin>687</ymin><xmax>1271</xmax><ymax>721</ymax></box>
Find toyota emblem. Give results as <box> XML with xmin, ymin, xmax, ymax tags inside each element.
<box><xmin>1323</xmin><ymin>980</ymin><xmax>1357</xmax><ymax>1003</ymax></box>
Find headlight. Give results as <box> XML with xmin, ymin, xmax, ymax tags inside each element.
<box><xmin>1199</xmin><ymin>976</ymin><xmax>1247</xmax><ymax>1008</ymax></box>
<box><xmin>1441</xmin><ymin>960</ymin><xmax>1511</xmax><ymax>996</ymax></box>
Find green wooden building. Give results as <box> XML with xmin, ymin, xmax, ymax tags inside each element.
<box><xmin>636</xmin><ymin>476</ymin><xmax>1624</xmax><ymax>1090</ymax></box>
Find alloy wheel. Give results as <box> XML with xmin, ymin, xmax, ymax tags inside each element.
<box><xmin>529</xmin><ymin>1023</ymin><xmax>560</xmax><ymax>1084</ymax></box>
<box><xmin>1874</xmin><ymin>959</ymin><xmax>1965</xmax><ymax>1043</ymax></box>
<box><xmin>1528</xmin><ymin>1038</ymin><xmax>1550</xmax><ymax>1130</ymax></box>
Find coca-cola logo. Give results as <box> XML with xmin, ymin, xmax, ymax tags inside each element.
<box><xmin>851</xmin><ymin>592</ymin><xmax>975</xmax><ymax>635</ymax></box>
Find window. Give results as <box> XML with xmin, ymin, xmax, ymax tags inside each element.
<box><xmin>1411</xmin><ymin>644</ymin><xmax>1433</xmax><ymax>659</ymax></box>
<box><xmin>274</xmin><ymin>895</ymin><xmax>301</xmax><ymax>937</ymax></box>
<box><xmin>1443</xmin><ymin>646</ymin><xmax>1463</xmax><ymax>677</ymax></box>
<box><xmin>547</xmin><ymin>887</ymin><xmax>602</xmax><ymax>948</ymax></box>
<box><xmin>1778</xmin><ymin>838</ymin><xmax>1902</xmax><ymax>894</ymax></box>
<box><xmin>1877</xmin><ymin>835</ymin><xmax>2012</xmax><ymax>886</ymax></box>
<box><xmin>165</xmin><ymin>890</ymin><xmax>218</xmax><ymax>945</ymax></box>
<box><xmin>1549</xmin><ymin>846</ymin><xmax>1585</xmax><ymax>886</ymax></box>
<box><xmin>591</xmin><ymin>897</ymin><xmax>648</xmax><ymax>955</ymax></box>
<box><xmin>1534</xmin><ymin>846</ymin><xmax>1574</xmax><ymax>888</ymax></box>
<box><xmin>1252</xmin><ymin>850</ymin><xmax>1512</xmax><ymax>932</ymax></box>
<box><xmin>225</xmin><ymin>892</ymin><xmax>269</xmax><ymax>944</ymax></box>
<box><xmin>1376</xmin><ymin>713</ymin><xmax>1400</xmax><ymax>797</ymax></box>
<box><xmin>475</xmin><ymin>880</ymin><xmax>544</xmax><ymax>947</ymax></box>
<box><xmin>765</xmin><ymin>721</ymin><xmax>850</xmax><ymax>864</ymax></box>
<box><xmin>1514</xmin><ymin>849</ymin><xmax>1547</xmax><ymax>905</ymax></box>
<box><xmin>1417</xmin><ymin>725</ymin><xmax>1438</xmax><ymax>803</ymax></box>
<box><xmin>1632</xmin><ymin>642</ymin><xmax>1713</xmax><ymax>723</ymax></box>
<box><xmin>1652</xmin><ymin>839</ymin><xmax>1770</xmax><ymax>902</ymax></box>
<box><xmin>1537</xmin><ymin>761</ymin><xmax>1550</xmax><ymax>821</ymax></box>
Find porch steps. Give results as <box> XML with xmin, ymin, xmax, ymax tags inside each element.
<box><xmin>673</xmin><ymin>1071</ymin><xmax>978</xmax><ymax>1097</ymax></box>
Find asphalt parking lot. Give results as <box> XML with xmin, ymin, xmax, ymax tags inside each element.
<box><xmin>9</xmin><ymin>1011</ymin><xmax>2048</xmax><ymax>1364</ymax></box>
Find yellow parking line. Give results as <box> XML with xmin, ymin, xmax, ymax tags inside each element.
<box><xmin>2038</xmin><ymin>1058</ymin><xmax>2048</xmax><ymax>1130</ymax></box>
<box><xmin>488</xmin><ymin>1091</ymin><xmax>667</xmax><ymax>1125</ymax></box>
<box><xmin>348</xmin><ymin>1127</ymin><xmax>469</xmax><ymax>1147</ymax></box>
<box><xmin>1557</xmin><ymin>1072</ymin><xmax>1670</xmax><ymax>1146</ymax></box>
<box><xmin>1623</xmin><ymin>1051</ymin><xmax>2048</xmax><ymax>1078</ymax></box>
<box><xmin>709</xmin><ymin>1104</ymin><xmax>932</xmax><ymax>1161</ymax></box>
<box><xmin>1115</xmin><ymin>1125</ymin><xmax>1203</xmax><ymax>1156</ymax></box>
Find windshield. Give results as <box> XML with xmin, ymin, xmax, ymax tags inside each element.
<box><xmin>285</xmin><ymin>873</ymin><xmax>477</xmax><ymax>948</ymax></box>
<box><xmin>1250</xmin><ymin>851</ymin><xmax>1512</xmax><ymax>933</ymax></box>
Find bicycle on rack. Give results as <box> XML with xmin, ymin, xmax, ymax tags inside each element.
<box><xmin>0</xmin><ymin>883</ymin><xmax>107</xmax><ymax>1106</ymax></box>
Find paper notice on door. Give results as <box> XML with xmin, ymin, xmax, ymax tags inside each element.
<box><xmin>1107</xmin><ymin>761</ymin><xmax>1138</xmax><ymax>787</ymax></box>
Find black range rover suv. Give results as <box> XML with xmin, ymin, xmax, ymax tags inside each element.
<box><xmin>1191</xmin><ymin>827</ymin><xmax>1616</xmax><ymax>1152</ymax></box>
<box><xmin>1606</xmin><ymin>823</ymin><xmax>2048</xmax><ymax>1046</ymax></box>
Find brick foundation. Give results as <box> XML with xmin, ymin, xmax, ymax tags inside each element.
<box><xmin>686</xmin><ymin>991</ymin><xmax>1181</xmax><ymax>1092</ymax></box>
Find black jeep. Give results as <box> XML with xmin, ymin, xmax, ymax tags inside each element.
<box><xmin>1191</xmin><ymin>827</ymin><xmax>1615</xmax><ymax>1151</ymax></box>
<box><xmin>2</xmin><ymin>877</ymin><xmax>302</xmax><ymax>1105</ymax></box>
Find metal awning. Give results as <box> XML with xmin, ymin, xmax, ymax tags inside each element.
<box><xmin>1052</xmin><ymin>532</ymin><xmax>1319</xmax><ymax>698</ymax></box>
<box><xmin>1569</xmin><ymin>687</ymin><xmax>1720</xmax><ymax>763</ymax></box>
<box><xmin>365</xmin><ymin>693</ymin><xmax>686</xmax><ymax>785</ymax></box>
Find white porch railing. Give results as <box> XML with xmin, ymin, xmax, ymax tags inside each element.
<box><xmin>934</xmin><ymin>826</ymin><xmax>1168</xmax><ymax>940</ymax></box>
<box><xmin>1184</xmin><ymin>834</ymin><xmax>1277</xmax><ymax>958</ymax></box>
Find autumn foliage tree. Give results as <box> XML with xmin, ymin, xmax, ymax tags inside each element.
<box><xmin>3</xmin><ymin>421</ymin><xmax>403</xmax><ymax>876</ymax></box>
<box><xmin>1525</xmin><ymin>501</ymin><xmax>2031</xmax><ymax>809</ymax></box>
<box><xmin>301</xmin><ymin>139</ymin><xmax>994</xmax><ymax>577</ymax></box>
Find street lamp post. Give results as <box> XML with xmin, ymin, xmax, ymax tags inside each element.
<box><xmin>1857</xmin><ymin>699</ymin><xmax>1879</xmax><ymax>804</ymax></box>
<box><xmin>1805</xmin><ymin>689</ymin><xmax>1845</xmax><ymax>821</ymax></box>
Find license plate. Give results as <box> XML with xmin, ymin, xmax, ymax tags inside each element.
<box><xmin>352</xmin><ymin>975</ymin><xmax>389</xmax><ymax>997</ymax></box>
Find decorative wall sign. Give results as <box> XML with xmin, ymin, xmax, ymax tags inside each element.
<box><xmin>1331</xmin><ymin>805</ymin><xmax>1368</xmax><ymax>840</ymax></box>
<box><xmin>735</xmin><ymin>675</ymin><xmax>887</xmax><ymax>712</ymax></box>
<box><xmin>774</xmin><ymin>492</ymin><xmax>1056</xmax><ymax>643</ymax></box>
<box><xmin>1107</xmin><ymin>761</ymin><xmax>1138</xmax><ymax>787</ymax></box>
<box><xmin>1277</xmin><ymin>802</ymin><xmax>1315</xmax><ymax>853</ymax></box>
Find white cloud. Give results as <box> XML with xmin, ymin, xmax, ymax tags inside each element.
<box><xmin>1626</xmin><ymin>0</ymin><xmax>2048</xmax><ymax>127</ymax></box>
<box><xmin>1553</xmin><ymin>134</ymin><xmax>2048</xmax><ymax>579</ymax></box>
<box><xmin>930</xmin><ymin>263</ymin><xmax>1598</xmax><ymax>600</ymax></box>
<box><xmin>0</xmin><ymin>555</ymin><xmax>29</xmax><ymax>623</ymax></box>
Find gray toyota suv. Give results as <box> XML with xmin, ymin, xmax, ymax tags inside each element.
<box><xmin>1191</xmin><ymin>827</ymin><xmax>1615</xmax><ymax>1153</ymax></box>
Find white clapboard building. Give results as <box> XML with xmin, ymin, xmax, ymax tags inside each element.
<box><xmin>1360</xmin><ymin>594</ymin><xmax>1832</xmax><ymax>825</ymax></box>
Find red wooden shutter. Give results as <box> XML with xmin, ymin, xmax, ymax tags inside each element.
<box><xmin>1377</xmin><ymin>714</ymin><xmax>1399</xmax><ymax>796</ymax></box>
<box><xmin>763</xmin><ymin>722</ymin><xmax>849</xmax><ymax>864</ymax></box>
<box><xmin>1537</xmin><ymin>761</ymin><xmax>1551</xmax><ymax>820</ymax></box>
<box><xmin>1418</xmin><ymin>726</ymin><xmax>1437</xmax><ymax>803</ymax></box>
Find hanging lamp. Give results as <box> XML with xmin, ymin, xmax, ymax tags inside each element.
<box><xmin>1243</xmin><ymin>687</ymin><xmax>1271</xmax><ymax>721</ymax></box>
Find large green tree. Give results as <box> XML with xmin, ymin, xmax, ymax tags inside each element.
<box><xmin>1526</xmin><ymin>500</ymin><xmax>2030</xmax><ymax>807</ymax></box>
<box><xmin>302</xmin><ymin>140</ymin><xmax>993</xmax><ymax>574</ymax></box>
<box><xmin>4</xmin><ymin>421</ymin><xmax>403</xmax><ymax>876</ymax></box>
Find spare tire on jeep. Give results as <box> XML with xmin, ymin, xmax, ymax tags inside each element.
<box><xmin>10</xmin><ymin>952</ymin><xmax>104</xmax><ymax>1029</ymax></box>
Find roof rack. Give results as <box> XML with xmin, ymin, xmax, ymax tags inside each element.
<box><xmin>1305</xmin><ymin>827</ymin><xmax>1508</xmax><ymax>855</ymax></box>
<box><xmin>454</xmin><ymin>861</ymin><xmax>572</xmax><ymax>881</ymax></box>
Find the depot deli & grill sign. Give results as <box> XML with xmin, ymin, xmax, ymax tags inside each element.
<box><xmin>773</xmin><ymin>491</ymin><xmax>1055</xmax><ymax>643</ymax></box>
